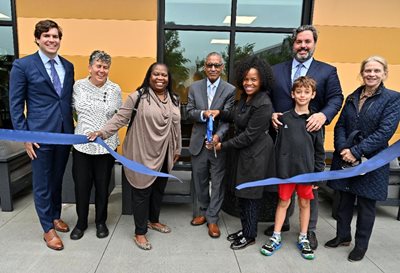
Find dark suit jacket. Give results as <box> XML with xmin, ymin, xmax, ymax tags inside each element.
<box><xmin>187</xmin><ymin>78</ymin><xmax>235</xmax><ymax>156</ymax></box>
<box><xmin>9</xmin><ymin>52</ymin><xmax>74</xmax><ymax>133</ymax></box>
<box><xmin>271</xmin><ymin>59</ymin><xmax>343</xmax><ymax>124</ymax></box>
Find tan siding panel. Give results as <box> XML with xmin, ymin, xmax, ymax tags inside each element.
<box><xmin>314</xmin><ymin>0</ymin><xmax>400</xmax><ymax>28</ymax></box>
<box><xmin>17</xmin><ymin>18</ymin><xmax>157</xmax><ymax>58</ymax></box>
<box><xmin>314</xmin><ymin>26</ymin><xmax>400</xmax><ymax>65</ymax></box>
<box><xmin>16</xmin><ymin>0</ymin><xmax>157</xmax><ymax>21</ymax></box>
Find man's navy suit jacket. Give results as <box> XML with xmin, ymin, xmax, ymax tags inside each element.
<box><xmin>9</xmin><ymin>52</ymin><xmax>74</xmax><ymax>133</ymax></box>
<box><xmin>271</xmin><ymin>59</ymin><xmax>343</xmax><ymax>124</ymax></box>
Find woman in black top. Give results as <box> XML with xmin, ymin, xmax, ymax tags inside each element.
<box><xmin>205</xmin><ymin>55</ymin><xmax>275</xmax><ymax>250</ymax></box>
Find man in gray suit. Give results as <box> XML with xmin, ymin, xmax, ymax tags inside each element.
<box><xmin>187</xmin><ymin>52</ymin><xmax>235</xmax><ymax>238</ymax></box>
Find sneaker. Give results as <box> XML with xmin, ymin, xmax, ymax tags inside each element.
<box><xmin>230</xmin><ymin>236</ymin><xmax>255</xmax><ymax>250</ymax></box>
<box><xmin>260</xmin><ymin>236</ymin><xmax>282</xmax><ymax>256</ymax></box>
<box><xmin>227</xmin><ymin>230</ymin><xmax>243</xmax><ymax>242</ymax></box>
<box><xmin>297</xmin><ymin>238</ymin><xmax>315</xmax><ymax>260</ymax></box>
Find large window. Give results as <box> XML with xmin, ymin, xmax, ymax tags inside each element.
<box><xmin>159</xmin><ymin>0</ymin><xmax>313</xmax><ymax>105</ymax></box>
<box><xmin>0</xmin><ymin>0</ymin><xmax>17</xmax><ymax>129</ymax></box>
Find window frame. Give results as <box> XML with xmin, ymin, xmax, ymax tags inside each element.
<box><xmin>0</xmin><ymin>0</ymin><xmax>18</xmax><ymax>57</ymax></box>
<box><xmin>157</xmin><ymin>0</ymin><xmax>314</xmax><ymax>82</ymax></box>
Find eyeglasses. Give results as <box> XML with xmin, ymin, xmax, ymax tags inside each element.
<box><xmin>205</xmin><ymin>63</ymin><xmax>223</xmax><ymax>68</ymax></box>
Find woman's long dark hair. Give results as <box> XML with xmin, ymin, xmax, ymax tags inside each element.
<box><xmin>136</xmin><ymin>62</ymin><xmax>179</xmax><ymax>106</ymax></box>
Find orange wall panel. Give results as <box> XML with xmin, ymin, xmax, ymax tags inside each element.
<box><xmin>17</xmin><ymin>18</ymin><xmax>157</xmax><ymax>58</ymax></box>
<box><xmin>313</xmin><ymin>0</ymin><xmax>400</xmax><ymax>28</ymax></box>
<box><xmin>16</xmin><ymin>0</ymin><xmax>157</xmax><ymax>21</ymax></box>
<box><xmin>314</xmin><ymin>26</ymin><xmax>400</xmax><ymax>65</ymax></box>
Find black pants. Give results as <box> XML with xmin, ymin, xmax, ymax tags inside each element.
<box><xmin>239</xmin><ymin>198</ymin><xmax>261</xmax><ymax>239</ymax></box>
<box><xmin>72</xmin><ymin>148</ymin><xmax>115</xmax><ymax>229</ymax></box>
<box><xmin>131</xmin><ymin>157</ymin><xmax>168</xmax><ymax>235</ymax></box>
<box><xmin>336</xmin><ymin>190</ymin><xmax>376</xmax><ymax>250</ymax></box>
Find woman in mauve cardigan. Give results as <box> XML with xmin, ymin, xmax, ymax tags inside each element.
<box><xmin>89</xmin><ymin>63</ymin><xmax>181</xmax><ymax>250</ymax></box>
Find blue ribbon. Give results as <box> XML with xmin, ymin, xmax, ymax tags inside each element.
<box><xmin>237</xmin><ymin>140</ymin><xmax>400</xmax><ymax>190</ymax></box>
<box><xmin>0</xmin><ymin>129</ymin><xmax>178</xmax><ymax>180</ymax></box>
<box><xmin>206</xmin><ymin>116</ymin><xmax>213</xmax><ymax>143</ymax></box>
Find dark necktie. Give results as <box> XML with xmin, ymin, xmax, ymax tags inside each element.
<box><xmin>49</xmin><ymin>59</ymin><xmax>62</xmax><ymax>96</ymax></box>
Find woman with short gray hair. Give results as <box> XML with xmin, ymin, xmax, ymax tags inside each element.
<box><xmin>70</xmin><ymin>50</ymin><xmax>122</xmax><ymax>240</ymax></box>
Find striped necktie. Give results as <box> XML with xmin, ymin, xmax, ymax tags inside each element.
<box><xmin>49</xmin><ymin>59</ymin><xmax>62</xmax><ymax>96</ymax></box>
<box><xmin>293</xmin><ymin>63</ymin><xmax>304</xmax><ymax>84</ymax></box>
<box><xmin>208</xmin><ymin>84</ymin><xmax>216</xmax><ymax>108</ymax></box>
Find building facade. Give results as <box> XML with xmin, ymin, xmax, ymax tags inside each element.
<box><xmin>1</xmin><ymin>0</ymin><xmax>399</xmax><ymax>150</ymax></box>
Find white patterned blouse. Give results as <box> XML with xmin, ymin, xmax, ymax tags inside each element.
<box><xmin>72</xmin><ymin>77</ymin><xmax>122</xmax><ymax>155</ymax></box>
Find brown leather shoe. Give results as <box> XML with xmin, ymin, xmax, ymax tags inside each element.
<box><xmin>53</xmin><ymin>219</ymin><xmax>69</xmax><ymax>232</ymax></box>
<box><xmin>191</xmin><ymin>216</ymin><xmax>206</xmax><ymax>226</ymax></box>
<box><xmin>208</xmin><ymin>223</ymin><xmax>220</xmax><ymax>238</ymax></box>
<box><xmin>43</xmin><ymin>229</ymin><xmax>64</xmax><ymax>251</ymax></box>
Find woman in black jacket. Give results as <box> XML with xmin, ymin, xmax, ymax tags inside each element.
<box><xmin>205</xmin><ymin>55</ymin><xmax>275</xmax><ymax>250</ymax></box>
<box><xmin>325</xmin><ymin>56</ymin><xmax>400</xmax><ymax>262</ymax></box>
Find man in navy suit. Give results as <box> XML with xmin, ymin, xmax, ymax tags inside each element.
<box><xmin>9</xmin><ymin>20</ymin><xmax>74</xmax><ymax>250</ymax></box>
<box><xmin>266</xmin><ymin>25</ymin><xmax>344</xmax><ymax>250</ymax></box>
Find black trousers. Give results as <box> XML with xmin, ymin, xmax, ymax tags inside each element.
<box><xmin>72</xmin><ymin>148</ymin><xmax>115</xmax><ymax>229</ymax></box>
<box><xmin>239</xmin><ymin>198</ymin><xmax>261</xmax><ymax>239</ymax></box>
<box><xmin>131</xmin><ymin>157</ymin><xmax>168</xmax><ymax>235</ymax></box>
<box><xmin>336</xmin><ymin>190</ymin><xmax>376</xmax><ymax>250</ymax></box>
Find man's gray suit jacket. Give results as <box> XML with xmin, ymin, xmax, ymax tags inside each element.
<box><xmin>186</xmin><ymin>78</ymin><xmax>235</xmax><ymax>156</ymax></box>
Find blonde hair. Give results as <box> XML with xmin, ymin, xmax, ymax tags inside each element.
<box><xmin>360</xmin><ymin>55</ymin><xmax>388</xmax><ymax>74</ymax></box>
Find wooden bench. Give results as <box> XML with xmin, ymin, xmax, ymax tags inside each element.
<box><xmin>0</xmin><ymin>141</ymin><xmax>32</xmax><ymax>211</ymax></box>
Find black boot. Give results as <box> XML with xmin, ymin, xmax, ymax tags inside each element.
<box><xmin>348</xmin><ymin>247</ymin><xmax>367</xmax><ymax>262</ymax></box>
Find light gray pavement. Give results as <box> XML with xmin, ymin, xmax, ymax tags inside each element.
<box><xmin>0</xmin><ymin>187</ymin><xmax>399</xmax><ymax>273</ymax></box>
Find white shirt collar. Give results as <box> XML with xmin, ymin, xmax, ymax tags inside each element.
<box><xmin>207</xmin><ymin>77</ymin><xmax>221</xmax><ymax>89</ymax></box>
<box><xmin>38</xmin><ymin>49</ymin><xmax>61</xmax><ymax>65</ymax></box>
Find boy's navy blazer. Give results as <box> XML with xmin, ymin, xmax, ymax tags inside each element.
<box><xmin>9</xmin><ymin>52</ymin><xmax>75</xmax><ymax>133</ymax></box>
<box><xmin>271</xmin><ymin>59</ymin><xmax>343</xmax><ymax>124</ymax></box>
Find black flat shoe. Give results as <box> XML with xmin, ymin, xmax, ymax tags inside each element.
<box><xmin>96</xmin><ymin>224</ymin><xmax>109</xmax><ymax>239</ymax></box>
<box><xmin>307</xmin><ymin>231</ymin><xmax>318</xmax><ymax>250</ymax></box>
<box><xmin>264</xmin><ymin>224</ymin><xmax>290</xmax><ymax>236</ymax></box>
<box><xmin>70</xmin><ymin>227</ymin><xmax>85</xmax><ymax>240</ymax></box>
<box><xmin>324</xmin><ymin>236</ymin><xmax>351</xmax><ymax>248</ymax></box>
<box><xmin>348</xmin><ymin>247</ymin><xmax>366</xmax><ymax>262</ymax></box>
<box><xmin>227</xmin><ymin>230</ymin><xmax>243</xmax><ymax>242</ymax></box>
<box><xmin>230</xmin><ymin>237</ymin><xmax>255</xmax><ymax>250</ymax></box>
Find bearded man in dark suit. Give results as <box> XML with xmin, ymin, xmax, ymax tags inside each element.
<box><xmin>266</xmin><ymin>25</ymin><xmax>344</xmax><ymax>250</ymax></box>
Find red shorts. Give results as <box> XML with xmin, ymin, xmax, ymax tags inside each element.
<box><xmin>278</xmin><ymin>183</ymin><xmax>314</xmax><ymax>201</ymax></box>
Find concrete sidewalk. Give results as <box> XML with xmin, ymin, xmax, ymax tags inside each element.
<box><xmin>0</xmin><ymin>187</ymin><xmax>399</xmax><ymax>273</ymax></box>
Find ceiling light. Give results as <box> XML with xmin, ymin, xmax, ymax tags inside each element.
<box><xmin>0</xmin><ymin>13</ymin><xmax>10</xmax><ymax>19</ymax></box>
<box><xmin>210</xmin><ymin>39</ymin><xmax>230</xmax><ymax>45</ymax></box>
<box><xmin>223</xmin><ymin>16</ymin><xmax>257</xmax><ymax>25</ymax></box>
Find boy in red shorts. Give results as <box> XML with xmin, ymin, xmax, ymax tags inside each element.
<box><xmin>260</xmin><ymin>76</ymin><xmax>325</xmax><ymax>260</ymax></box>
